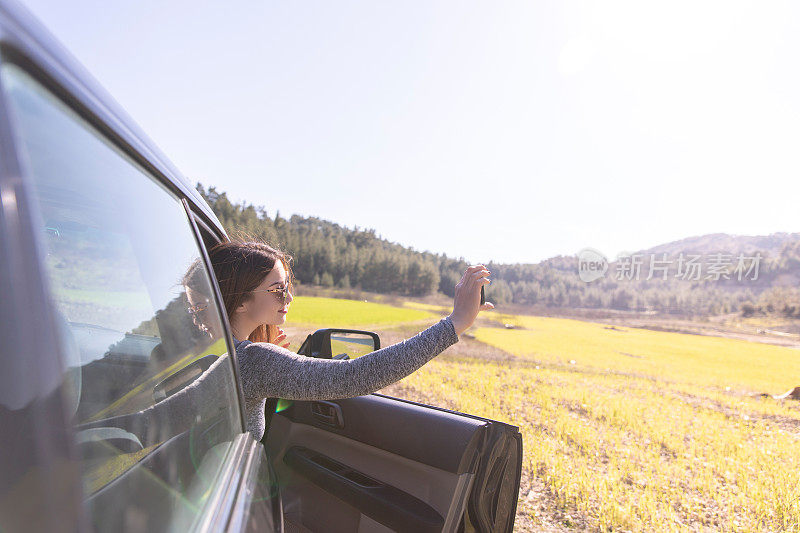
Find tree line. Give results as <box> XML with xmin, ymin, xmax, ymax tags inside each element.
<box><xmin>198</xmin><ymin>184</ymin><xmax>800</xmax><ymax>317</ymax></box>
<box><xmin>198</xmin><ymin>184</ymin><xmax>460</xmax><ymax>297</ymax></box>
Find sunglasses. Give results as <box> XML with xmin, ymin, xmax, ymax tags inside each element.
<box><xmin>187</xmin><ymin>299</ymin><xmax>210</xmax><ymax>317</ymax></box>
<box><xmin>252</xmin><ymin>285</ymin><xmax>293</xmax><ymax>305</ymax></box>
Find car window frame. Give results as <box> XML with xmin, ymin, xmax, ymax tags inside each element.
<box><xmin>0</xmin><ymin>43</ymin><xmax>249</xmax><ymax>428</ymax></box>
<box><xmin>182</xmin><ymin>198</ymin><xmax>249</xmax><ymax>426</ymax></box>
<box><xmin>0</xmin><ymin>37</ymin><xmax>259</xmax><ymax>530</ymax></box>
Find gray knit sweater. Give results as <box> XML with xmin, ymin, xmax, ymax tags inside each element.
<box><xmin>234</xmin><ymin>315</ymin><xmax>459</xmax><ymax>440</ymax></box>
<box><xmin>133</xmin><ymin>316</ymin><xmax>459</xmax><ymax>444</ymax></box>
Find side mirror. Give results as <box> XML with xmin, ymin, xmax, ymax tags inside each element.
<box><xmin>297</xmin><ymin>329</ymin><xmax>380</xmax><ymax>359</ymax></box>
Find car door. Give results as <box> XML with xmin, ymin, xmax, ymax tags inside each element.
<box><xmin>0</xmin><ymin>12</ymin><xmax>282</xmax><ymax>530</ymax></box>
<box><xmin>264</xmin><ymin>368</ymin><xmax>521</xmax><ymax>532</ymax></box>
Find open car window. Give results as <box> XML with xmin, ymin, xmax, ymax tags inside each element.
<box><xmin>1</xmin><ymin>64</ymin><xmax>243</xmax><ymax>531</ymax></box>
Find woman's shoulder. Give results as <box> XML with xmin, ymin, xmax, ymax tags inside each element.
<box><xmin>233</xmin><ymin>338</ymin><xmax>299</xmax><ymax>359</ymax></box>
<box><xmin>233</xmin><ymin>337</ymin><xmax>252</xmax><ymax>350</ymax></box>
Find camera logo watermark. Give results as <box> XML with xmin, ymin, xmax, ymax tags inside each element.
<box><xmin>577</xmin><ymin>248</ymin><xmax>608</xmax><ymax>282</ymax></box>
<box><xmin>577</xmin><ymin>250</ymin><xmax>763</xmax><ymax>283</ymax></box>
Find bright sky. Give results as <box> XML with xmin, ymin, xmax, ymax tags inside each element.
<box><xmin>21</xmin><ymin>1</ymin><xmax>800</xmax><ymax>264</ymax></box>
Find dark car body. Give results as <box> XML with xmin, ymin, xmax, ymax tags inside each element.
<box><xmin>0</xmin><ymin>2</ymin><xmax>522</xmax><ymax>531</ymax></box>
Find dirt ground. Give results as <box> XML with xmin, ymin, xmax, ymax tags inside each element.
<box><xmin>581</xmin><ymin>314</ymin><xmax>800</xmax><ymax>349</ymax></box>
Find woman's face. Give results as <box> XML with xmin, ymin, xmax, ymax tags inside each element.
<box><xmin>242</xmin><ymin>260</ymin><xmax>293</xmax><ymax>326</ymax></box>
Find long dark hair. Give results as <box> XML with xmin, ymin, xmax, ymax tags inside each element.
<box><xmin>206</xmin><ymin>240</ymin><xmax>295</xmax><ymax>343</ymax></box>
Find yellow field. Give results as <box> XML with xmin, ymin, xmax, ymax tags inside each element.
<box><xmin>389</xmin><ymin>356</ymin><xmax>800</xmax><ymax>531</ymax></box>
<box><xmin>385</xmin><ymin>314</ymin><xmax>800</xmax><ymax>532</ymax></box>
<box><xmin>474</xmin><ymin>314</ymin><xmax>800</xmax><ymax>393</ymax></box>
<box><xmin>287</xmin><ymin>297</ymin><xmax>800</xmax><ymax>531</ymax></box>
<box><xmin>401</xmin><ymin>300</ymin><xmax>451</xmax><ymax>314</ymax></box>
<box><xmin>287</xmin><ymin>296</ymin><xmax>434</xmax><ymax>327</ymax></box>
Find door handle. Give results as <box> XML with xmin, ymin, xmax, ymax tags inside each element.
<box><xmin>311</xmin><ymin>401</ymin><xmax>344</xmax><ymax>428</ymax></box>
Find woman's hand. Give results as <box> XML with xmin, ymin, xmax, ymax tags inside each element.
<box><xmin>447</xmin><ymin>265</ymin><xmax>495</xmax><ymax>336</ymax></box>
<box><xmin>274</xmin><ymin>327</ymin><xmax>291</xmax><ymax>349</ymax></box>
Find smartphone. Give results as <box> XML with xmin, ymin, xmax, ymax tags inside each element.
<box><xmin>480</xmin><ymin>285</ymin><xmax>485</xmax><ymax>305</ymax></box>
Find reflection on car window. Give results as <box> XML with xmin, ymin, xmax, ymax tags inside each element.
<box><xmin>2</xmin><ymin>64</ymin><xmax>242</xmax><ymax>531</ymax></box>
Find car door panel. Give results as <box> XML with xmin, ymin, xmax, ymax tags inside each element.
<box><xmin>265</xmin><ymin>394</ymin><xmax>521</xmax><ymax>533</ymax></box>
<box><xmin>283</xmin><ymin>446</ymin><xmax>446</xmax><ymax>533</ymax></box>
<box><xmin>279</xmin><ymin>394</ymin><xmax>487</xmax><ymax>473</ymax></box>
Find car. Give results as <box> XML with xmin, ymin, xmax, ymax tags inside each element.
<box><xmin>0</xmin><ymin>2</ymin><xmax>523</xmax><ymax>532</ymax></box>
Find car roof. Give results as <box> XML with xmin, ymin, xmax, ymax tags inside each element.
<box><xmin>0</xmin><ymin>0</ymin><xmax>226</xmax><ymax>235</ymax></box>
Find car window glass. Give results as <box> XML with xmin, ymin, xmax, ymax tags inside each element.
<box><xmin>1</xmin><ymin>64</ymin><xmax>243</xmax><ymax>531</ymax></box>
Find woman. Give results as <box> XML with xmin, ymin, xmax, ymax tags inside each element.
<box><xmin>204</xmin><ymin>240</ymin><xmax>494</xmax><ymax>441</ymax></box>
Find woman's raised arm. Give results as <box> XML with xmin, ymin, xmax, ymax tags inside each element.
<box><xmin>237</xmin><ymin>264</ymin><xmax>494</xmax><ymax>401</ymax></box>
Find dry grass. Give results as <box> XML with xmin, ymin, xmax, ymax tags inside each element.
<box><xmin>284</xmin><ymin>297</ymin><xmax>800</xmax><ymax>531</ymax></box>
<box><xmin>380</xmin><ymin>313</ymin><xmax>800</xmax><ymax>532</ymax></box>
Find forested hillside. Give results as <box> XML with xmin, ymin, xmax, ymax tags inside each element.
<box><xmin>197</xmin><ymin>184</ymin><xmax>800</xmax><ymax>317</ymax></box>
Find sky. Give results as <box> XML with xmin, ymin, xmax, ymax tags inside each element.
<box><xmin>19</xmin><ymin>0</ymin><xmax>800</xmax><ymax>265</ymax></box>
